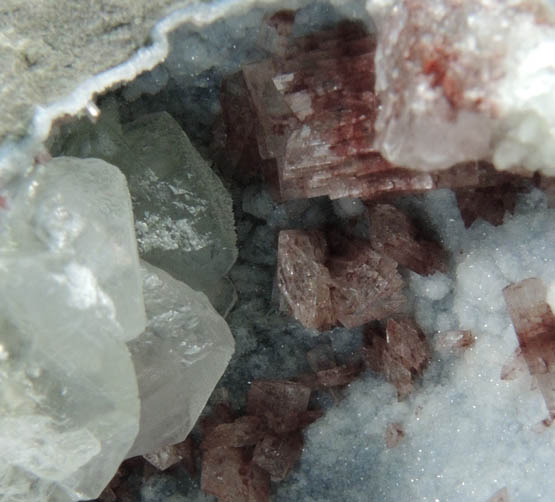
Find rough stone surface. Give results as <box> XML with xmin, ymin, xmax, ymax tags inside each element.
<box><xmin>0</xmin><ymin>0</ymin><xmax>189</xmax><ymax>143</ymax></box>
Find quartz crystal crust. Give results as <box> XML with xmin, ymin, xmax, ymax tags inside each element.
<box><xmin>0</xmin><ymin>157</ymin><xmax>144</xmax><ymax>501</ymax></box>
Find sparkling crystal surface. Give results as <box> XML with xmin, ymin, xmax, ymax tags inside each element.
<box><xmin>127</xmin><ymin>261</ymin><xmax>235</xmax><ymax>457</ymax></box>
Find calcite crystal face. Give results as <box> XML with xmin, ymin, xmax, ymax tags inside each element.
<box><xmin>127</xmin><ymin>261</ymin><xmax>235</xmax><ymax>457</ymax></box>
<box><xmin>0</xmin><ymin>157</ymin><xmax>144</xmax><ymax>501</ymax></box>
<box><xmin>52</xmin><ymin>106</ymin><xmax>237</xmax><ymax>314</ymax></box>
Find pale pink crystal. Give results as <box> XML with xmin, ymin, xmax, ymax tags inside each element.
<box><xmin>487</xmin><ymin>487</ymin><xmax>510</xmax><ymax>502</ymax></box>
<box><xmin>385</xmin><ymin>422</ymin><xmax>405</xmax><ymax>448</ymax></box>
<box><xmin>201</xmin><ymin>416</ymin><xmax>267</xmax><ymax>451</ymax></box>
<box><xmin>503</xmin><ymin>278</ymin><xmax>555</xmax><ymax>417</ymax></box>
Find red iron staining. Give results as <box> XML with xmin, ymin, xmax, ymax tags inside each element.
<box><xmin>367</xmin><ymin>203</ymin><xmax>446</xmax><ymax>276</ymax></box>
<box><xmin>500</xmin><ymin>348</ymin><xmax>528</xmax><ymax>381</ymax></box>
<box><xmin>503</xmin><ymin>278</ymin><xmax>555</xmax><ymax>418</ymax></box>
<box><xmin>363</xmin><ymin>318</ymin><xmax>431</xmax><ymax>398</ymax></box>
<box><xmin>385</xmin><ymin>422</ymin><xmax>405</xmax><ymax>449</ymax></box>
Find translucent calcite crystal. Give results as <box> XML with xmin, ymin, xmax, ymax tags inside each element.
<box><xmin>369</xmin><ymin>0</ymin><xmax>555</xmax><ymax>174</ymax></box>
<box><xmin>127</xmin><ymin>261</ymin><xmax>235</xmax><ymax>457</ymax></box>
<box><xmin>503</xmin><ymin>277</ymin><xmax>555</xmax><ymax>418</ymax></box>
<box><xmin>0</xmin><ymin>157</ymin><xmax>144</xmax><ymax>501</ymax></box>
<box><xmin>51</xmin><ymin>105</ymin><xmax>237</xmax><ymax>314</ymax></box>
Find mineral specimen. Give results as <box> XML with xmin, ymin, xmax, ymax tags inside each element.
<box><xmin>368</xmin><ymin>0</ymin><xmax>555</xmax><ymax>174</ymax></box>
<box><xmin>51</xmin><ymin>106</ymin><xmax>237</xmax><ymax>314</ymax></box>
<box><xmin>127</xmin><ymin>261</ymin><xmax>235</xmax><ymax>457</ymax></box>
<box><xmin>252</xmin><ymin>432</ymin><xmax>304</xmax><ymax>482</ymax></box>
<box><xmin>503</xmin><ymin>277</ymin><xmax>555</xmax><ymax>418</ymax></box>
<box><xmin>247</xmin><ymin>380</ymin><xmax>311</xmax><ymax>434</ymax></box>
<box><xmin>367</xmin><ymin>204</ymin><xmax>446</xmax><ymax>276</ymax></box>
<box><xmin>363</xmin><ymin>318</ymin><xmax>430</xmax><ymax>397</ymax></box>
<box><xmin>0</xmin><ymin>157</ymin><xmax>144</xmax><ymax>501</ymax></box>
<box><xmin>277</xmin><ymin>229</ymin><xmax>406</xmax><ymax>330</ymax></box>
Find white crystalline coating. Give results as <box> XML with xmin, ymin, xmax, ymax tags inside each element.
<box><xmin>127</xmin><ymin>261</ymin><xmax>235</xmax><ymax>457</ymax></box>
<box><xmin>277</xmin><ymin>189</ymin><xmax>555</xmax><ymax>501</ymax></box>
<box><xmin>368</xmin><ymin>0</ymin><xmax>555</xmax><ymax>174</ymax></box>
<box><xmin>0</xmin><ymin>157</ymin><xmax>144</xmax><ymax>502</ymax></box>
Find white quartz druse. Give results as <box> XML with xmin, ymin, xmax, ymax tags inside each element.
<box><xmin>369</xmin><ymin>0</ymin><xmax>555</xmax><ymax>175</ymax></box>
<box><xmin>0</xmin><ymin>157</ymin><xmax>145</xmax><ymax>501</ymax></box>
<box><xmin>127</xmin><ymin>260</ymin><xmax>235</xmax><ymax>457</ymax></box>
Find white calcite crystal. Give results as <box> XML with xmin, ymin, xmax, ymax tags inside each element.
<box><xmin>0</xmin><ymin>157</ymin><xmax>145</xmax><ymax>501</ymax></box>
<box><xmin>127</xmin><ymin>260</ymin><xmax>235</xmax><ymax>457</ymax></box>
<box><xmin>52</xmin><ymin>106</ymin><xmax>237</xmax><ymax>314</ymax></box>
<box><xmin>369</xmin><ymin>0</ymin><xmax>555</xmax><ymax>174</ymax></box>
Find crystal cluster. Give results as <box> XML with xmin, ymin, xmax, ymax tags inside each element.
<box><xmin>0</xmin><ymin>157</ymin><xmax>144</xmax><ymax>502</ymax></box>
<box><xmin>51</xmin><ymin>103</ymin><xmax>237</xmax><ymax>314</ymax></box>
<box><xmin>277</xmin><ymin>230</ymin><xmax>406</xmax><ymax>330</ymax></box>
<box><xmin>1</xmin><ymin>108</ymin><xmax>237</xmax><ymax>500</ymax></box>
<box><xmin>221</xmin><ymin>13</ymin><xmax>528</xmax><ymax>202</ymax></box>
<box><xmin>368</xmin><ymin>0</ymin><xmax>555</xmax><ymax>174</ymax></box>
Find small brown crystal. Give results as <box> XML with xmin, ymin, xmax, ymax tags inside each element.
<box><xmin>277</xmin><ymin>230</ymin><xmax>334</xmax><ymax>330</ymax></box>
<box><xmin>503</xmin><ymin>278</ymin><xmax>555</xmax><ymax>417</ymax></box>
<box><xmin>252</xmin><ymin>432</ymin><xmax>304</xmax><ymax>482</ymax></box>
<box><xmin>202</xmin><ymin>416</ymin><xmax>268</xmax><ymax>451</ymax></box>
<box><xmin>433</xmin><ymin>330</ymin><xmax>475</xmax><ymax>355</ymax></box>
<box><xmin>247</xmin><ymin>380</ymin><xmax>312</xmax><ymax>434</ymax></box>
<box><xmin>201</xmin><ymin>447</ymin><xmax>269</xmax><ymax>502</ymax></box>
<box><xmin>363</xmin><ymin>319</ymin><xmax>430</xmax><ymax>397</ymax></box>
<box><xmin>367</xmin><ymin>203</ymin><xmax>446</xmax><ymax>276</ymax></box>
<box><xmin>329</xmin><ymin>240</ymin><xmax>407</xmax><ymax>328</ymax></box>
<box><xmin>487</xmin><ymin>487</ymin><xmax>510</xmax><ymax>502</ymax></box>
<box><xmin>385</xmin><ymin>422</ymin><xmax>405</xmax><ymax>448</ymax></box>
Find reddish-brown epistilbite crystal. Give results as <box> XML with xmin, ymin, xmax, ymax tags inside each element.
<box><xmin>363</xmin><ymin>319</ymin><xmax>430</xmax><ymax>397</ymax></box>
<box><xmin>277</xmin><ymin>230</ymin><xmax>406</xmax><ymax>330</ymax></box>
<box><xmin>367</xmin><ymin>203</ymin><xmax>446</xmax><ymax>276</ymax></box>
<box><xmin>455</xmin><ymin>185</ymin><xmax>520</xmax><ymax>228</ymax></box>
<box><xmin>252</xmin><ymin>432</ymin><xmax>304</xmax><ymax>482</ymax></box>
<box><xmin>277</xmin><ymin>230</ymin><xmax>334</xmax><ymax>330</ymax></box>
<box><xmin>503</xmin><ymin>278</ymin><xmax>555</xmax><ymax>418</ymax></box>
<box><xmin>201</xmin><ymin>447</ymin><xmax>270</xmax><ymax>502</ymax></box>
<box><xmin>247</xmin><ymin>380</ymin><xmax>312</xmax><ymax>434</ymax></box>
<box><xmin>328</xmin><ymin>239</ymin><xmax>406</xmax><ymax>328</ymax></box>
<box><xmin>201</xmin><ymin>416</ymin><xmax>268</xmax><ymax>451</ymax></box>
